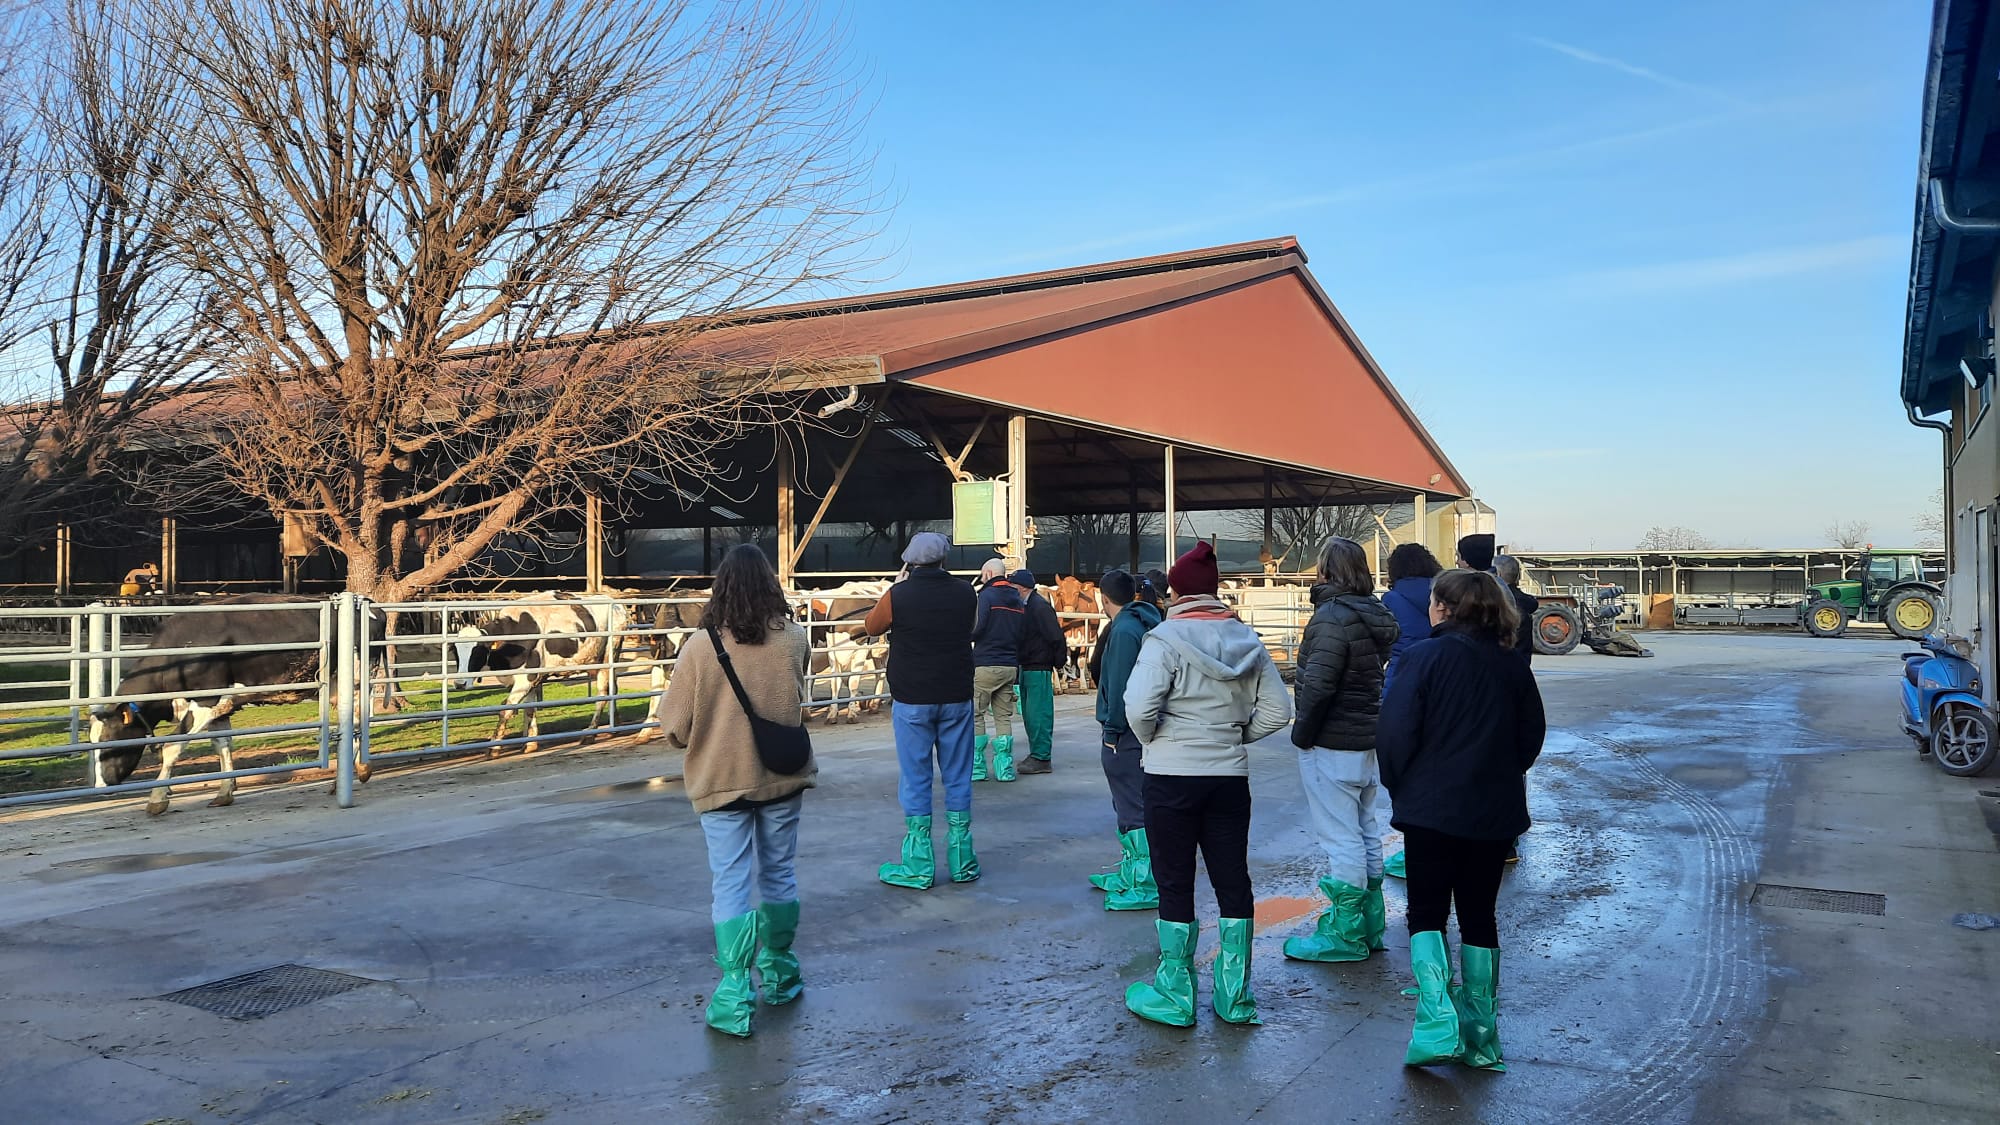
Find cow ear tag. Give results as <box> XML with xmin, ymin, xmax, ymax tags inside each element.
<box><xmin>125</xmin><ymin>702</ymin><xmax>144</xmax><ymax>725</ymax></box>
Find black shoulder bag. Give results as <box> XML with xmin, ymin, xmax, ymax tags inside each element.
<box><xmin>705</xmin><ymin>626</ymin><xmax>812</xmax><ymax>775</ymax></box>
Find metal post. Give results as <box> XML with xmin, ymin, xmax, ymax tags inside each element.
<box><xmin>1006</xmin><ymin>413</ymin><xmax>1028</xmax><ymax>565</ymax></box>
<box><xmin>776</xmin><ymin>439</ymin><xmax>796</xmax><ymax>588</ymax></box>
<box><xmin>1128</xmin><ymin>479</ymin><xmax>1140</xmax><ymax>572</ymax></box>
<box><xmin>585</xmin><ymin>494</ymin><xmax>605</xmax><ymax>592</ymax></box>
<box><xmin>1413</xmin><ymin>493</ymin><xmax>1429</xmax><ymax>559</ymax></box>
<box><xmin>1162</xmin><ymin>445</ymin><xmax>1177</xmax><ymax>563</ymax></box>
<box><xmin>317</xmin><ymin>599</ymin><xmax>334</xmax><ymax>763</ymax></box>
<box><xmin>160</xmin><ymin>517</ymin><xmax>179</xmax><ymax>593</ymax></box>
<box><xmin>87</xmin><ymin>607</ymin><xmax>108</xmax><ymax>788</ymax></box>
<box><xmin>67</xmin><ymin>611</ymin><xmax>83</xmax><ymax>750</ymax></box>
<box><xmin>334</xmin><ymin>592</ymin><xmax>358</xmax><ymax>808</ymax></box>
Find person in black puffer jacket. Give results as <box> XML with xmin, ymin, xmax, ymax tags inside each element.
<box><xmin>1283</xmin><ymin>536</ymin><xmax>1400</xmax><ymax>965</ymax></box>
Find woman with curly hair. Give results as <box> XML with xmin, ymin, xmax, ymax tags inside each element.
<box><xmin>659</xmin><ymin>544</ymin><xmax>814</xmax><ymax>1037</ymax></box>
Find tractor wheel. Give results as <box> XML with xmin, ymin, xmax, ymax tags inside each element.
<box><xmin>1885</xmin><ymin>589</ymin><xmax>1940</xmax><ymax>640</ymax></box>
<box><xmin>1531</xmin><ymin>605</ymin><xmax>1582</xmax><ymax>656</ymax></box>
<box><xmin>1803</xmin><ymin>599</ymin><xmax>1848</xmax><ymax>638</ymax></box>
<box><xmin>1930</xmin><ymin>704</ymin><xmax>1997</xmax><ymax>776</ymax></box>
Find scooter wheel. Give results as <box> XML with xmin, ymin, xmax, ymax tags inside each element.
<box><xmin>1930</xmin><ymin>704</ymin><xmax>1997</xmax><ymax>776</ymax></box>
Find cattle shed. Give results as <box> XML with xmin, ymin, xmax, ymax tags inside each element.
<box><xmin>598</xmin><ymin>237</ymin><xmax>1468</xmax><ymax>585</ymax></box>
<box><xmin>9</xmin><ymin>238</ymin><xmax>1472</xmax><ymax>595</ymax></box>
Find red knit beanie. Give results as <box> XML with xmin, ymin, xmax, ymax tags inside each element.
<box><xmin>1167</xmin><ymin>541</ymin><xmax>1220</xmax><ymax>597</ymax></box>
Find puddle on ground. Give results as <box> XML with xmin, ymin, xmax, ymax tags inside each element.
<box><xmin>1252</xmin><ymin>895</ymin><xmax>1320</xmax><ymax>932</ymax></box>
<box><xmin>30</xmin><ymin>851</ymin><xmax>239</xmax><ymax>883</ymax></box>
<box><xmin>539</xmin><ymin>776</ymin><xmax>682</xmax><ymax>804</ymax></box>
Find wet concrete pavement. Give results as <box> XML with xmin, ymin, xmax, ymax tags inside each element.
<box><xmin>1</xmin><ymin>633</ymin><xmax>1996</xmax><ymax>1123</ymax></box>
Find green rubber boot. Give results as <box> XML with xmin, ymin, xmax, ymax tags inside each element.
<box><xmin>704</xmin><ymin>911</ymin><xmax>758</xmax><ymax>1037</ymax></box>
<box><xmin>878</xmin><ymin>815</ymin><xmax>935</xmax><ymax>890</ymax></box>
<box><xmin>946</xmin><ymin>810</ymin><xmax>981</xmax><ymax>883</ymax></box>
<box><xmin>1213</xmin><ymin>917</ymin><xmax>1261</xmax><ymax>1025</ymax></box>
<box><xmin>1404</xmin><ymin>930</ymin><xmax>1463</xmax><ymax>1066</ymax></box>
<box><xmin>1125</xmin><ymin>919</ymin><xmax>1197</xmax><ymax>1027</ymax></box>
<box><xmin>1103</xmin><ymin>828</ymin><xmax>1159</xmax><ymax>911</ymax></box>
<box><xmin>1364</xmin><ymin>875</ymin><xmax>1388</xmax><ymax>952</ymax></box>
<box><xmin>971</xmin><ymin>735</ymin><xmax>989</xmax><ymax>782</ymax></box>
<box><xmin>1384</xmin><ymin>849</ymin><xmax>1407</xmax><ymax>879</ymax></box>
<box><xmin>1283</xmin><ymin>877</ymin><xmax>1371</xmax><ymax>962</ymax></box>
<box><xmin>1088</xmin><ymin>831</ymin><xmax>1132</xmax><ymax>892</ymax></box>
<box><xmin>755</xmin><ymin>900</ymin><xmax>802</xmax><ymax>1005</ymax></box>
<box><xmin>1455</xmin><ymin>945</ymin><xmax>1505</xmax><ymax>1071</ymax></box>
<box><xmin>991</xmin><ymin>735</ymin><xmax>1017</xmax><ymax>782</ymax></box>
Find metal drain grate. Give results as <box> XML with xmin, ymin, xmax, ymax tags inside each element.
<box><xmin>1751</xmin><ymin>883</ymin><xmax>1886</xmax><ymax>915</ymax></box>
<box><xmin>157</xmin><ymin>963</ymin><xmax>376</xmax><ymax>1020</ymax></box>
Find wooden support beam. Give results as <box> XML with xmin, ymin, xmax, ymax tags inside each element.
<box><xmin>791</xmin><ymin>408</ymin><xmax>878</xmax><ymax>570</ymax></box>
<box><xmin>1006</xmin><ymin>413</ymin><xmax>1029</xmax><ymax>564</ymax></box>
<box><xmin>54</xmin><ymin>524</ymin><xmax>72</xmax><ymax>596</ymax></box>
<box><xmin>777</xmin><ymin>440</ymin><xmax>796</xmax><ymax>587</ymax></box>
<box><xmin>910</xmin><ymin>404</ymin><xmax>989</xmax><ymax>482</ymax></box>
<box><xmin>1163</xmin><ymin>444</ymin><xmax>1177</xmax><ymax>563</ymax></box>
<box><xmin>160</xmin><ymin>517</ymin><xmax>180</xmax><ymax>594</ymax></box>
<box><xmin>585</xmin><ymin>494</ymin><xmax>605</xmax><ymax>592</ymax></box>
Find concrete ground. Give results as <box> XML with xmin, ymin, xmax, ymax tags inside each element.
<box><xmin>1</xmin><ymin>633</ymin><xmax>1996</xmax><ymax>1124</ymax></box>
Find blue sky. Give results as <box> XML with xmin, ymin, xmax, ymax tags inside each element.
<box><xmin>841</xmin><ymin>0</ymin><xmax>1937</xmax><ymax>550</ymax></box>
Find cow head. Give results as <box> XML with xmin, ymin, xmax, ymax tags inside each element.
<box><xmin>466</xmin><ymin>639</ymin><xmax>532</xmax><ymax>675</ymax></box>
<box><xmin>87</xmin><ymin>701</ymin><xmax>162</xmax><ymax>785</ymax></box>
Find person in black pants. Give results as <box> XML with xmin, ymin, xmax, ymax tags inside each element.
<box><xmin>1119</xmin><ymin>543</ymin><xmax>1292</xmax><ymax>1028</ymax></box>
<box><xmin>1378</xmin><ymin>569</ymin><xmax>1545</xmax><ymax>1071</ymax></box>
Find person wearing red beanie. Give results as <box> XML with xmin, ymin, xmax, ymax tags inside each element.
<box><xmin>1121</xmin><ymin>541</ymin><xmax>1292</xmax><ymax>1028</ymax></box>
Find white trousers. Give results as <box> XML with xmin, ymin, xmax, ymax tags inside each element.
<box><xmin>1297</xmin><ymin>749</ymin><xmax>1382</xmax><ymax>889</ymax></box>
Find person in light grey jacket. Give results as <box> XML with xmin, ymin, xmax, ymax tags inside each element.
<box><xmin>1119</xmin><ymin>542</ymin><xmax>1292</xmax><ymax>1029</ymax></box>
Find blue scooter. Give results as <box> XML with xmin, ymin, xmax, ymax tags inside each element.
<box><xmin>1900</xmin><ymin>633</ymin><xmax>1997</xmax><ymax>776</ymax></box>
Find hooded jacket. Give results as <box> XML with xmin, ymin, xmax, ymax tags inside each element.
<box><xmin>1012</xmin><ymin>570</ymin><xmax>1068</xmax><ymax>671</ymax></box>
<box><xmin>1094</xmin><ymin>598</ymin><xmax>1162</xmax><ymax>735</ymax></box>
<box><xmin>1377</xmin><ymin>622</ymin><xmax>1546</xmax><ymax>840</ymax></box>
<box><xmin>1290</xmin><ymin>587</ymin><xmax>1400</xmax><ymax>751</ymax></box>
<box><xmin>972</xmin><ymin>578</ymin><xmax>1028</xmax><ymax>667</ymax></box>
<box><xmin>1381</xmin><ymin>576</ymin><xmax>1433</xmax><ymax>682</ymax></box>
<box><xmin>1122</xmin><ymin>596</ymin><xmax>1293</xmax><ymax>776</ymax></box>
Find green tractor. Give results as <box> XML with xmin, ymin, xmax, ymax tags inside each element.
<box><xmin>1803</xmin><ymin>549</ymin><xmax>1943</xmax><ymax>639</ymax></box>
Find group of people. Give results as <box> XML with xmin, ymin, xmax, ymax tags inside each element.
<box><xmin>658</xmin><ymin>531</ymin><xmax>1545</xmax><ymax>1074</ymax></box>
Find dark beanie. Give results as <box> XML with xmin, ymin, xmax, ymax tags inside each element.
<box><xmin>1457</xmin><ymin>534</ymin><xmax>1496</xmax><ymax>573</ymax></box>
<box><xmin>1167</xmin><ymin>541</ymin><xmax>1221</xmax><ymax>597</ymax></box>
<box><xmin>1143</xmin><ymin>569</ymin><xmax>1170</xmax><ymax>603</ymax></box>
<box><xmin>1100</xmin><ymin>569</ymin><xmax>1137</xmax><ymax>606</ymax></box>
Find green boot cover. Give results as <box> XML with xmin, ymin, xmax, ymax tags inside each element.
<box><xmin>1212</xmin><ymin>917</ymin><xmax>1262</xmax><ymax>1025</ymax></box>
<box><xmin>1104</xmin><ymin>828</ymin><xmax>1159</xmax><ymax>911</ymax></box>
<box><xmin>1384</xmin><ymin>849</ymin><xmax>1407</xmax><ymax>879</ymax></box>
<box><xmin>878</xmin><ymin>815</ymin><xmax>935</xmax><ymax>890</ymax></box>
<box><xmin>946</xmin><ymin>810</ymin><xmax>980</xmax><ymax>883</ymax></box>
<box><xmin>1455</xmin><ymin>945</ymin><xmax>1505</xmax><ymax>1071</ymax></box>
<box><xmin>755</xmin><ymin>900</ymin><xmax>803</xmax><ymax>1006</ymax></box>
<box><xmin>1283</xmin><ymin>877</ymin><xmax>1371</xmax><ymax>963</ymax></box>
<box><xmin>1125</xmin><ymin>919</ymin><xmax>1197</xmax><ymax>1027</ymax></box>
<box><xmin>971</xmin><ymin>735</ymin><xmax>989</xmax><ymax>782</ymax></box>
<box><xmin>704</xmin><ymin>911</ymin><xmax>758</xmax><ymax>1037</ymax></box>
<box><xmin>991</xmin><ymin>735</ymin><xmax>1017</xmax><ymax>782</ymax></box>
<box><xmin>1364</xmin><ymin>875</ymin><xmax>1388</xmax><ymax>952</ymax></box>
<box><xmin>1088</xmin><ymin>831</ymin><xmax>1133</xmax><ymax>892</ymax></box>
<box><xmin>1404</xmin><ymin>930</ymin><xmax>1463</xmax><ymax>1066</ymax></box>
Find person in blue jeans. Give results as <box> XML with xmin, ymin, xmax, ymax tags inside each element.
<box><xmin>658</xmin><ymin>544</ymin><xmax>814</xmax><ymax>1037</ymax></box>
<box><xmin>865</xmin><ymin>532</ymin><xmax>981</xmax><ymax>889</ymax></box>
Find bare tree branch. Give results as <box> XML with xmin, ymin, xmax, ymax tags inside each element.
<box><xmin>133</xmin><ymin>0</ymin><xmax>879</xmax><ymax>598</ymax></box>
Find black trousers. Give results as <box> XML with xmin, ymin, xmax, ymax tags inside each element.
<box><xmin>1100</xmin><ymin>728</ymin><xmax>1147</xmax><ymax>833</ymax></box>
<box><xmin>1143</xmin><ymin>774</ymin><xmax>1253</xmax><ymax>924</ymax></box>
<box><xmin>1402</xmin><ymin>824</ymin><xmax>1508</xmax><ymax>947</ymax></box>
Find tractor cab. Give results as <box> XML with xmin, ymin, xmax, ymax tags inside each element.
<box><xmin>1804</xmin><ymin>549</ymin><xmax>1942</xmax><ymax>639</ymax></box>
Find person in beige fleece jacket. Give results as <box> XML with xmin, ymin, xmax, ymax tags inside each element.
<box><xmin>659</xmin><ymin>544</ymin><xmax>814</xmax><ymax>1037</ymax></box>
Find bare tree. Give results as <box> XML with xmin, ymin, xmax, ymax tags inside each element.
<box><xmin>0</xmin><ymin>1</ymin><xmax>220</xmax><ymax>558</ymax></box>
<box><xmin>134</xmin><ymin>0</ymin><xmax>875</xmax><ymax>599</ymax></box>
<box><xmin>1636</xmin><ymin>526</ymin><xmax>1714</xmax><ymax>551</ymax></box>
<box><xmin>1825</xmin><ymin>519</ymin><xmax>1872</xmax><ymax>550</ymax></box>
<box><xmin>1915</xmin><ymin>489</ymin><xmax>1945</xmax><ymax>548</ymax></box>
<box><xmin>1228</xmin><ymin>503</ymin><xmax>1400</xmax><ymax>571</ymax></box>
<box><xmin>1050</xmin><ymin>512</ymin><xmax>1159</xmax><ymax>575</ymax></box>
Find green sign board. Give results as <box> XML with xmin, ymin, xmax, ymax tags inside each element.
<box><xmin>953</xmin><ymin>480</ymin><xmax>1004</xmax><ymax>545</ymax></box>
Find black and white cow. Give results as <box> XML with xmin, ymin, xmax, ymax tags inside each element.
<box><xmin>455</xmin><ymin>593</ymin><xmax>631</xmax><ymax>754</ymax></box>
<box><xmin>87</xmin><ymin>595</ymin><xmax>386</xmax><ymax>816</ymax></box>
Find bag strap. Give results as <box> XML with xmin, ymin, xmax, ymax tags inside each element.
<box><xmin>705</xmin><ymin>625</ymin><xmax>762</xmax><ymax>721</ymax></box>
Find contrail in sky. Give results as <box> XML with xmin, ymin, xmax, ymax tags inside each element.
<box><xmin>1518</xmin><ymin>34</ymin><xmax>1746</xmax><ymax>105</ymax></box>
